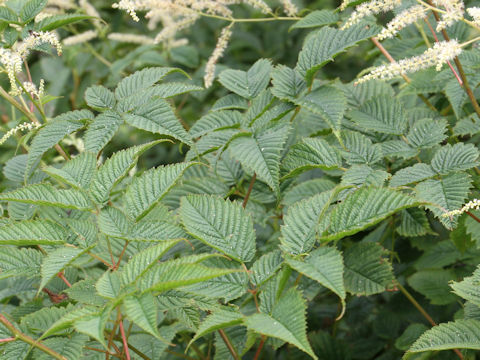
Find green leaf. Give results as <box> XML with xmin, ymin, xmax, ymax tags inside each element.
<box><xmin>39</xmin><ymin>246</ymin><xmax>86</xmax><ymax>291</ymax></box>
<box><xmin>271</xmin><ymin>65</ymin><xmax>307</xmax><ymax>100</ymax></box>
<box><xmin>0</xmin><ymin>7</ymin><xmax>19</xmax><ymax>23</ymax></box>
<box><xmin>139</xmin><ymin>259</ymin><xmax>238</xmax><ymax>293</ymax></box>
<box><xmin>84</xmin><ymin>110</ymin><xmax>123</xmax><ymax>154</ymax></box>
<box><xmin>64</xmin><ymin>279</ymin><xmax>106</xmax><ymax>306</ymax></box>
<box><xmin>323</xmin><ymin>187</ymin><xmax>417</xmax><ymax>240</ymax></box>
<box><xmin>121</xmin><ymin>240</ymin><xmax>181</xmax><ymax>285</ymax></box>
<box><xmin>415</xmin><ymin>172</ymin><xmax>472</xmax><ymax>229</ymax></box>
<box><xmin>397</xmin><ymin>208</ymin><xmax>432</xmax><ymax>237</ymax></box>
<box><xmin>281</xmin><ymin>191</ymin><xmax>335</xmax><ymax>254</ymax></box>
<box><xmin>390</xmin><ymin>163</ymin><xmax>436</xmax><ymax>187</ymax></box>
<box><xmin>0</xmin><ymin>220</ymin><xmax>66</xmax><ymax>245</ymax></box>
<box><xmin>43</xmin><ymin>152</ymin><xmax>97</xmax><ymax>190</ymax></box>
<box><xmin>36</xmin><ymin>334</ymin><xmax>87</xmax><ymax>360</ymax></box>
<box><xmin>124</xmin><ymin>162</ymin><xmax>194</xmax><ymax>220</ymax></box>
<box><xmin>282</xmin><ymin>138</ymin><xmax>342</xmax><ymax>178</ymax></box>
<box><xmin>73</xmin><ymin>307</ymin><xmax>112</xmax><ymax>350</ymax></box>
<box><xmin>431</xmin><ymin>143</ymin><xmax>479</xmax><ymax>174</ymax></box>
<box><xmin>96</xmin><ymin>271</ymin><xmax>122</xmax><ymax>299</ymax></box>
<box><xmin>0</xmin><ymin>247</ymin><xmax>42</xmax><ymax>279</ymax></box>
<box><xmin>40</xmin><ymin>306</ymin><xmax>99</xmax><ymax>339</ymax></box>
<box><xmin>90</xmin><ymin>141</ymin><xmax>162</xmax><ymax>204</ymax></box>
<box><xmin>406</xmin><ymin>320</ymin><xmax>480</xmax><ymax>355</ymax></box>
<box><xmin>180</xmin><ymin>195</ymin><xmax>256</xmax><ymax>262</ymax></box>
<box><xmin>286</xmin><ymin>247</ymin><xmax>345</xmax><ymax>304</ymax></box>
<box><xmin>341</xmin><ymin>164</ymin><xmax>389</xmax><ymax>187</ymax></box>
<box><xmin>245</xmin><ymin>288</ymin><xmax>317</xmax><ymax>359</ymax></box>
<box><xmin>395</xmin><ymin>323</ymin><xmax>429</xmax><ymax>351</ymax></box>
<box><xmin>251</xmin><ymin>250</ymin><xmax>283</xmax><ymax>286</ymax></box>
<box><xmin>338</xmin><ymin>79</ymin><xmax>395</xmax><ymax>108</ymax></box>
<box><xmin>218</xmin><ymin>59</ymin><xmax>272</xmax><ymax>99</ymax></box>
<box><xmin>229</xmin><ymin>124</ymin><xmax>291</xmax><ymax>190</ymax></box>
<box><xmin>408</xmin><ymin>269</ymin><xmax>457</xmax><ymax>305</ymax></box>
<box><xmin>344</xmin><ymin>242</ymin><xmax>394</xmax><ymax>295</ymax></box>
<box><xmin>297</xmin><ymin>24</ymin><xmax>380</xmax><ymax>84</ymax></box>
<box><xmin>0</xmin><ymin>184</ymin><xmax>93</xmax><ymax>210</ymax></box>
<box><xmin>123</xmin><ymin>98</ymin><xmax>192</xmax><ymax>145</ymax></box>
<box><xmin>190</xmin><ymin>110</ymin><xmax>242</xmax><ymax>138</ymax></box>
<box><xmin>124</xmin><ymin>292</ymin><xmax>165</xmax><ymax>340</ymax></box>
<box><xmin>85</xmin><ymin>85</ymin><xmax>116</xmax><ymax>111</ymax></box>
<box><xmin>381</xmin><ymin>140</ymin><xmax>417</xmax><ymax>159</ymax></box>
<box><xmin>34</xmin><ymin>14</ymin><xmax>92</xmax><ymax>31</ymax></box>
<box><xmin>406</xmin><ymin>118</ymin><xmax>448</xmax><ymax>148</ymax></box>
<box><xmin>115</xmin><ymin>67</ymin><xmax>188</xmax><ymax>99</ymax></box>
<box><xmin>212</xmin><ymin>94</ymin><xmax>249</xmax><ymax>111</ymax></box>
<box><xmin>450</xmin><ymin>266</ymin><xmax>480</xmax><ymax>306</ymax></box>
<box><xmin>98</xmin><ymin>206</ymin><xmax>131</xmax><ymax>238</ymax></box>
<box><xmin>20</xmin><ymin>0</ymin><xmax>47</xmax><ymax>23</ymax></box>
<box><xmin>349</xmin><ymin>95</ymin><xmax>407</xmax><ymax>135</ymax></box>
<box><xmin>341</xmin><ymin>130</ymin><xmax>383</xmax><ymax>165</ymax></box>
<box><xmin>283</xmin><ymin>178</ymin><xmax>336</xmax><ymax>206</ymax></box>
<box><xmin>27</xmin><ymin>110</ymin><xmax>92</xmax><ymax>175</ymax></box>
<box><xmin>289</xmin><ymin>10</ymin><xmax>339</xmax><ymax>30</ymax></box>
<box><xmin>293</xmin><ymin>86</ymin><xmax>346</xmax><ymax>134</ymax></box>
<box><xmin>190</xmin><ymin>308</ymin><xmax>243</xmax><ymax>346</ymax></box>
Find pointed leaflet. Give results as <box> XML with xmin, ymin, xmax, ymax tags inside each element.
<box><xmin>115</xmin><ymin>67</ymin><xmax>188</xmax><ymax>99</ymax></box>
<box><xmin>245</xmin><ymin>288</ymin><xmax>317</xmax><ymax>359</ymax></box>
<box><xmin>228</xmin><ymin>124</ymin><xmax>291</xmax><ymax>191</ymax></box>
<box><xmin>297</xmin><ymin>24</ymin><xmax>381</xmax><ymax>84</ymax></box>
<box><xmin>283</xmin><ymin>178</ymin><xmax>336</xmax><ymax>206</ymax></box>
<box><xmin>0</xmin><ymin>220</ymin><xmax>66</xmax><ymax>245</ymax></box>
<box><xmin>341</xmin><ymin>130</ymin><xmax>383</xmax><ymax>165</ymax></box>
<box><xmin>406</xmin><ymin>320</ymin><xmax>480</xmax><ymax>355</ymax></box>
<box><xmin>344</xmin><ymin>243</ymin><xmax>394</xmax><ymax>295</ymax></box>
<box><xmin>123</xmin><ymin>98</ymin><xmax>192</xmax><ymax>145</ymax></box>
<box><xmin>286</xmin><ymin>247</ymin><xmax>345</xmax><ymax>303</ymax></box>
<box><xmin>84</xmin><ymin>110</ymin><xmax>123</xmax><ymax>154</ymax></box>
<box><xmin>430</xmin><ymin>143</ymin><xmax>479</xmax><ymax>175</ymax></box>
<box><xmin>450</xmin><ymin>266</ymin><xmax>480</xmax><ymax>306</ymax></box>
<box><xmin>0</xmin><ymin>247</ymin><xmax>42</xmax><ymax>279</ymax></box>
<box><xmin>0</xmin><ymin>183</ymin><xmax>92</xmax><ymax>210</ymax></box>
<box><xmin>293</xmin><ymin>86</ymin><xmax>346</xmax><ymax>134</ymax></box>
<box><xmin>26</xmin><ymin>110</ymin><xmax>93</xmax><ymax>176</ymax></box>
<box><xmin>121</xmin><ymin>240</ymin><xmax>181</xmax><ymax>285</ymax></box>
<box><xmin>251</xmin><ymin>250</ymin><xmax>284</xmax><ymax>286</ymax></box>
<box><xmin>90</xmin><ymin>141</ymin><xmax>163</xmax><ymax>204</ymax></box>
<box><xmin>415</xmin><ymin>172</ymin><xmax>472</xmax><ymax>229</ymax></box>
<box><xmin>390</xmin><ymin>163</ymin><xmax>436</xmax><ymax>187</ymax></box>
<box><xmin>73</xmin><ymin>306</ymin><xmax>112</xmax><ymax>350</ymax></box>
<box><xmin>123</xmin><ymin>292</ymin><xmax>166</xmax><ymax>340</ymax></box>
<box><xmin>39</xmin><ymin>246</ymin><xmax>87</xmax><ymax>291</ymax></box>
<box><xmin>289</xmin><ymin>10</ymin><xmax>339</xmax><ymax>30</ymax></box>
<box><xmin>189</xmin><ymin>110</ymin><xmax>242</xmax><ymax>138</ymax></box>
<box><xmin>218</xmin><ymin>59</ymin><xmax>272</xmax><ymax>99</ymax></box>
<box><xmin>34</xmin><ymin>14</ymin><xmax>93</xmax><ymax>31</ymax></box>
<box><xmin>85</xmin><ymin>85</ymin><xmax>116</xmax><ymax>111</ymax></box>
<box><xmin>349</xmin><ymin>95</ymin><xmax>408</xmax><ymax>135</ymax></box>
<box><xmin>20</xmin><ymin>0</ymin><xmax>47</xmax><ymax>23</ymax></box>
<box><xmin>36</xmin><ymin>334</ymin><xmax>87</xmax><ymax>360</ymax></box>
<box><xmin>322</xmin><ymin>187</ymin><xmax>417</xmax><ymax>240</ymax></box>
<box><xmin>138</xmin><ymin>258</ymin><xmax>238</xmax><ymax>293</ymax></box>
<box><xmin>190</xmin><ymin>308</ymin><xmax>243</xmax><ymax>346</ymax></box>
<box><xmin>271</xmin><ymin>65</ymin><xmax>307</xmax><ymax>101</ymax></box>
<box><xmin>124</xmin><ymin>162</ymin><xmax>195</xmax><ymax>221</ymax></box>
<box><xmin>98</xmin><ymin>206</ymin><xmax>131</xmax><ymax>238</ymax></box>
<box><xmin>43</xmin><ymin>152</ymin><xmax>96</xmax><ymax>190</ymax></box>
<box><xmin>281</xmin><ymin>191</ymin><xmax>335</xmax><ymax>254</ymax></box>
<box><xmin>282</xmin><ymin>138</ymin><xmax>342</xmax><ymax>178</ymax></box>
<box><xmin>406</xmin><ymin>118</ymin><xmax>448</xmax><ymax>149</ymax></box>
<box><xmin>96</xmin><ymin>271</ymin><xmax>122</xmax><ymax>299</ymax></box>
<box><xmin>180</xmin><ymin>195</ymin><xmax>256</xmax><ymax>262</ymax></box>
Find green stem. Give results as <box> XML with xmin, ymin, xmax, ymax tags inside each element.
<box><xmin>196</xmin><ymin>12</ymin><xmax>300</xmax><ymax>22</ymax></box>
<box><xmin>0</xmin><ymin>314</ymin><xmax>67</xmax><ymax>360</ymax></box>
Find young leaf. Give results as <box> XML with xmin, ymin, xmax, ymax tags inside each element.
<box><xmin>180</xmin><ymin>195</ymin><xmax>256</xmax><ymax>262</ymax></box>
<box><xmin>124</xmin><ymin>162</ymin><xmax>194</xmax><ymax>220</ymax></box>
<box><xmin>251</xmin><ymin>250</ymin><xmax>284</xmax><ymax>286</ymax></box>
<box><xmin>0</xmin><ymin>184</ymin><xmax>93</xmax><ymax>210</ymax></box>
<box><xmin>281</xmin><ymin>190</ymin><xmax>334</xmax><ymax>254</ymax></box>
<box><xmin>85</xmin><ymin>85</ymin><xmax>116</xmax><ymax>111</ymax></box>
<box><xmin>43</xmin><ymin>152</ymin><xmax>97</xmax><ymax>190</ymax></box>
<box><xmin>90</xmin><ymin>141</ymin><xmax>162</xmax><ymax>205</ymax></box>
<box><xmin>271</xmin><ymin>65</ymin><xmax>307</xmax><ymax>100</ymax></box>
<box><xmin>323</xmin><ymin>187</ymin><xmax>417</xmax><ymax>240</ymax></box>
<box><xmin>229</xmin><ymin>124</ymin><xmax>291</xmax><ymax>191</ymax></box>
<box><xmin>297</xmin><ymin>24</ymin><xmax>381</xmax><ymax>84</ymax></box>
<box><xmin>218</xmin><ymin>59</ymin><xmax>272</xmax><ymax>99</ymax></box>
<box><xmin>286</xmin><ymin>247</ymin><xmax>346</xmax><ymax>304</ymax></box>
<box><xmin>84</xmin><ymin>110</ymin><xmax>123</xmax><ymax>154</ymax></box>
<box><xmin>73</xmin><ymin>306</ymin><xmax>112</xmax><ymax>350</ymax></box>
<box><xmin>123</xmin><ymin>292</ymin><xmax>166</xmax><ymax>340</ymax></box>
<box><xmin>344</xmin><ymin>243</ymin><xmax>394</xmax><ymax>295</ymax></box>
<box><xmin>123</xmin><ymin>98</ymin><xmax>192</xmax><ymax>145</ymax></box>
<box><xmin>0</xmin><ymin>220</ymin><xmax>66</xmax><ymax>246</ymax></box>
<box><xmin>39</xmin><ymin>246</ymin><xmax>86</xmax><ymax>291</ymax></box>
<box><xmin>406</xmin><ymin>320</ymin><xmax>480</xmax><ymax>355</ymax></box>
<box><xmin>349</xmin><ymin>95</ymin><xmax>407</xmax><ymax>135</ymax></box>
<box><xmin>245</xmin><ymin>288</ymin><xmax>317</xmax><ymax>359</ymax></box>
<box><xmin>190</xmin><ymin>308</ymin><xmax>243</xmax><ymax>346</ymax></box>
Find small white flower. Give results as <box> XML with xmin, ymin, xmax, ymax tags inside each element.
<box><xmin>341</xmin><ymin>0</ymin><xmax>402</xmax><ymax>29</ymax></box>
<box><xmin>442</xmin><ymin>198</ymin><xmax>480</xmax><ymax>217</ymax></box>
<box><xmin>356</xmin><ymin>40</ymin><xmax>462</xmax><ymax>84</ymax></box>
<box><xmin>280</xmin><ymin>0</ymin><xmax>298</xmax><ymax>16</ymax></box>
<box><xmin>204</xmin><ymin>25</ymin><xmax>233</xmax><ymax>88</ymax></box>
<box><xmin>63</xmin><ymin>30</ymin><xmax>98</xmax><ymax>46</ymax></box>
<box><xmin>467</xmin><ymin>7</ymin><xmax>480</xmax><ymax>26</ymax></box>
<box><xmin>433</xmin><ymin>0</ymin><xmax>464</xmax><ymax>31</ymax></box>
<box><xmin>0</xmin><ymin>122</ymin><xmax>41</xmax><ymax>146</ymax></box>
<box><xmin>108</xmin><ymin>32</ymin><xmax>154</xmax><ymax>45</ymax></box>
<box><xmin>378</xmin><ymin>5</ymin><xmax>427</xmax><ymax>40</ymax></box>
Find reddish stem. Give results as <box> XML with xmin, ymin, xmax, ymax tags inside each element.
<box><xmin>119</xmin><ymin>317</ymin><xmax>131</xmax><ymax>360</ymax></box>
<box><xmin>253</xmin><ymin>336</ymin><xmax>266</xmax><ymax>360</ymax></box>
<box><xmin>0</xmin><ymin>337</ymin><xmax>15</xmax><ymax>343</ymax></box>
<box><xmin>57</xmin><ymin>272</ymin><xmax>71</xmax><ymax>287</ymax></box>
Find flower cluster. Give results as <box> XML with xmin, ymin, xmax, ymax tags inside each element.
<box><xmin>0</xmin><ymin>122</ymin><xmax>41</xmax><ymax>146</ymax></box>
<box><xmin>433</xmin><ymin>0</ymin><xmax>464</xmax><ymax>31</ymax></box>
<box><xmin>377</xmin><ymin>5</ymin><xmax>427</xmax><ymax>40</ymax></box>
<box><xmin>467</xmin><ymin>6</ymin><xmax>480</xmax><ymax>26</ymax></box>
<box><xmin>63</xmin><ymin>30</ymin><xmax>98</xmax><ymax>46</ymax></box>
<box><xmin>356</xmin><ymin>40</ymin><xmax>462</xmax><ymax>83</ymax></box>
<box><xmin>442</xmin><ymin>199</ymin><xmax>480</xmax><ymax>217</ymax></box>
<box><xmin>204</xmin><ymin>25</ymin><xmax>233</xmax><ymax>88</ymax></box>
<box><xmin>341</xmin><ymin>0</ymin><xmax>402</xmax><ymax>29</ymax></box>
<box><xmin>16</xmin><ymin>31</ymin><xmax>62</xmax><ymax>59</ymax></box>
<box><xmin>0</xmin><ymin>48</ymin><xmax>23</xmax><ymax>95</ymax></box>
<box><xmin>23</xmin><ymin>80</ymin><xmax>45</xmax><ymax>100</ymax></box>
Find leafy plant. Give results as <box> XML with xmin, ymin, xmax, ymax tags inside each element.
<box><xmin>1</xmin><ymin>0</ymin><xmax>480</xmax><ymax>359</ymax></box>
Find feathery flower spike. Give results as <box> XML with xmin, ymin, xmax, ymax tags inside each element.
<box><xmin>377</xmin><ymin>5</ymin><xmax>427</xmax><ymax>40</ymax></box>
<box><xmin>442</xmin><ymin>199</ymin><xmax>480</xmax><ymax>217</ymax></box>
<box><xmin>341</xmin><ymin>0</ymin><xmax>402</xmax><ymax>29</ymax></box>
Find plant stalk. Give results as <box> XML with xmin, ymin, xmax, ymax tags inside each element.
<box><xmin>242</xmin><ymin>173</ymin><xmax>257</xmax><ymax>208</ymax></box>
<box><xmin>218</xmin><ymin>329</ymin><xmax>239</xmax><ymax>360</ymax></box>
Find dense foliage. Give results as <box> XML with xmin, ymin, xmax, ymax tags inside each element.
<box><xmin>2</xmin><ymin>0</ymin><xmax>480</xmax><ymax>359</ymax></box>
